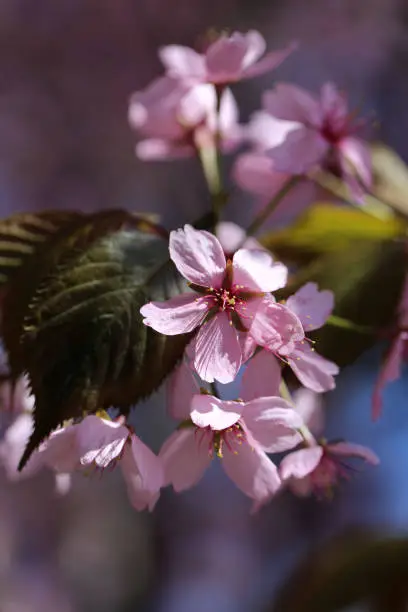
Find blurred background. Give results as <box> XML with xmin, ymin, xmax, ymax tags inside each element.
<box><xmin>0</xmin><ymin>0</ymin><xmax>408</xmax><ymax>610</ymax></box>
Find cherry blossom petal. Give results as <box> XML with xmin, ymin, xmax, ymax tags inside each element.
<box><xmin>128</xmin><ymin>76</ymin><xmax>187</xmax><ymax>139</ymax></box>
<box><xmin>222</xmin><ymin>441</ymin><xmax>281</xmax><ymax>503</ymax></box>
<box><xmin>158</xmin><ymin>45</ymin><xmax>206</xmax><ymax>81</ymax></box>
<box><xmin>191</xmin><ymin>313</ymin><xmax>242</xmax><ymax>383</ymax></box>
<box><xmin>286</xmin><ymin>283</ymin><xmax>334</xmax><ymax>330</ymax></box>
<box><xmin>232</xmin><ymin>151</ymin><xmax>288</xmax><ymax>198</ymax></box>
<box><xmin>250</xmin><ymin>300</ymin><xmax>304</xmax><ymax>355</ymax></box>
<box><xmin>241</xmin><ymin>350</ymin><xmax>281</xmax><ymax>401</ymax></box>
<box><xmin>167</xmin><ymin>361</ymin><xmax>199</xmax><ymax>420</ymax></box>
<box><xmin>232</xmin><ymin>248</ymin><xmax>288</xmax><ymax>292</ymax></box>
<box><xmin>140</xmin><ymin>293</ymin><xmax>208</xmax><ymax>335</ymax></box>
<box><xmin>242</xmin><ymin>398</ymin><xmax>303</xmax><ymax>452</ymax></box>
<box><xmin>238</xmin><ymin>331</ymin><xmax>257</xmax><ymax>364</ymax></box>
<box><xmin>205</xmin><ymin>33</ymin><xmax>255</xmax><ymax>83</ymax></box>
<box><xmin>121</xmin><ymin>434</ymin><xmax>163</xmax><ymax>511</ymax></box>
<box><xmin>248</xmin><ymin>110</ymin><xmax>301</xmax><ymax>151</ymax></box>
<box><xmin>218</xmin><ymin>88</ymin><xmax>240</xmax><ymax>134</ymax></box>
<box><xmin>280</xmin><ymin>446</ymin><xmax>324</xmax><ymax>480</ymax></box>
<box><xmin>76</xmin><ymin>416</ymin><xmax>128</xmax><ymax>468</ymax></box>
<box><xmin>160</xmin><ymin>428</ymin><xmax>211</xmax><ymax>491</ymax></box>
<box><xmin>288</xmin><ymin>343</ymin><xmax>339</xmax><ymax>392</ymax></box>
<box><xmin>292</xmin><ymin>387</ymin><xmax>324</xmax><ymax>434</ymax></box>
<box><xmin>372</xmin><ymin>333</ymin><xmax>407</xmax><ymax>420</ymax></box>
<box><xmin>266</xmin><ymin>127</ymin><xmax>329</xmax><ymax>175</ymax></box>
<box><xmin>216</xmin><ymin>221</ymin><xmax>261</xmax><ymax>255</ymax></box>
<box><xmin>339</xmin><ymin>136</ymin><xmax>372</xmax><ymax>189</ymax></box>
<box><xmin>263</xmin><ymin>83</ymin><xmax>322</xmax><ymax>125</ymax></box>
<box><xmin>169</xmin><ymin>225</ymin><xmax>226</xmax><ymax>287</ymax></box>
<box><xmin>328</xmin><ymin>441</ymin><xmax>379</xmax><ymax>465</ymax></box>
<box><xmin>243</xmin><ymin>41</ymin><xmax>297</xmax><ymax>79</ymax></box>
<box><xmin>190</xmin><ymin>394</ymin><xmax>243</xmax><ymax>430</ymax></box>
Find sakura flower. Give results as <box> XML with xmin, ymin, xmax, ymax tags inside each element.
<box><xmin>279</xmin><ymin>387</ymin><xmax>379</xmax><ymax>498</ymax></box>
<box><xmin>74</xmin><ymin>415</ymin><xmax>164</xmax><ymax>511</ymax></box>
<box><xmin>128</xmin><ymin>76</ymin><xmax>241</xmax><ymax>160</ymax></box>
<box><xmin>372</xmin><ymin>274</ymin><xmax>408</xmax><ymax>420</ymax></box>
<box><xmin>249</xmin><ymin>283</ymin><xmax>339</xmax><ymax>392</ymax></box>
<box><xmin>160</xmin><ymin>386</ymin><xmax>304</xmax><ymax>509</ymax></box>
<box><xmin>280</xmin><ymin>439</ymin><xmax>379</xmax><ymax>498</ymax></box>
<box><xmin>159</xmin><ymin>31</ymin><xmax>296</xmax><ymax>86</ymax></box>
<box><xmin>140</xmin><ymin>224</ymin><xmax>299</xmax><ymax>383</ymax></box>
<box><xmin>260</xmin><ymin>82</ymin><xmax>371</xmax><ymax>200</ymax></box>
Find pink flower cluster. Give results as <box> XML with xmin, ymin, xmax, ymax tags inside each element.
<box><xmin>0</xmin><ymin>29</ymin><xmax>381</xmax><ymax>514</ymax></box>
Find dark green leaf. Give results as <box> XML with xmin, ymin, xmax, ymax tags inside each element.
<box><xmin>0</xmin><ymin>210</ymin><xmax>187</xmax><ymax>469</ymax></box>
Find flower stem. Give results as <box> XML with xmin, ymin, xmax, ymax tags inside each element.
<box><xmin>246</xmin><ymin>175</ymin><xmax>302</xmax><ymax>237</ymax></box>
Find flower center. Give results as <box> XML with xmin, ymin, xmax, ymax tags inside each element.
<box><xmin>195</xmin><ymin>422</ymin><xmax>246</xmax><ymax>458</ymax></box>
<box><xmin>207</xmin><ymin>287</ymin><xmax>241</xmax><ymax>312</ymax></box>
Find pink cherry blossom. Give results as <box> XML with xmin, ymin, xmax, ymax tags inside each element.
<box><xmin>259</xmin><ymin>82</ymin><xmax>371</xmax><ymax>201</ymax></box>
<box><xmin>166</xmin><ymin>360</ymin><xmax>200</xmax><ymax>420</ymax></box>
<box><xmin>159</xmin><ymin>31</ymin><xmax>296</xmax><ymax>85</ymax></box>
<box><xmin>372</xmin><ymin>274</ymin><xmax>408</xmax><ymax>420</ymax></box>
<box><xmin>140</xmin><ymin>225</ymin><xmax>296</xmax><ymax>383</ymax></box>
<box><xmin>280</xmin><ymin>439</ymin><xmax>379</xmax><ymax>498</ymax></box>
<box><xmin>128</xmin><ymin>76</ymin><xmax>241</xmax><ymax>160</ymax></box>
<box><xmin>160</xmin><ymin>392</ymin><xmax>303</xmax><ymax>508</ymax></box>
<box><xmin>249</xmin><ymin>283</ymin><xmax>339</xmax><ymax>392</ymax></box>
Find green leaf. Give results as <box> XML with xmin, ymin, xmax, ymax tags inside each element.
<box><xmin>276</xmin><ymin>239</ymin><xmax>407</xmax><ymax>367</ymax></box>
<box><xmin>261</xmin><ymin>204</ymin><xmax>405</xmax><ymax>263</ymax></box>
<box><xmin>0</xmin><ymin>210</ymin><xmax>188</xmax><ymax>469</ymax></box>
<box><xmin>271</xmin><ymin>530</ymin><xmax>408</xmax><ymax>612</ymax></box>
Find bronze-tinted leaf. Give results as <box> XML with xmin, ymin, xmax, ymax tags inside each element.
<box><xmin>15</xmin><ymin>216</ymin><xmax>188</xmax><ymax>469</ymax></box>
<box><xmin>260</xmin><ymin>203</ymin><xmax>404</xmax><ymax>264</ymax></box>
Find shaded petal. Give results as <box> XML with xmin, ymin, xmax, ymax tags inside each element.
<box><xmin>238</xmin><ymin>331</ymin><xmax>257</xmax><ymax>364</ymax></box>
<box><xmin>280</xmin><ymin>446</ymin><xmax>323</xmax><ymax>480</ymax></box>
<box><xmin>121</xmin><ymin>434</ymin><xmax>164</xmax><ymax>511</ymax></box>
<box><xmin>232</xmin><ymin>151</ymin><xmax>288</xmax><ymax>197</ymax></box>
<box><xmin>0</xmin><ymin>413</ymin><xmax>44</xmax><ymax>479</ymax></box>
<box><xmin>166</xmin><ymin>361</ymin><xmax>199</xmax><ymax>420</ymax></box>
<box><xmin>190</xmin><ymin>394</ymin><xmax>243</xmax><ymax>430</ymax></box>
<box><xmin>243</xmin><ymin>41</ymin><xmax>297</xmax><ymax>79</ymax></box>
<box><xmin>286</xmin><ymin>282</ymin><xmax>334</xmax><ymax>330</ymax></box>
<box><xmin>77</xmin><ymin>416</ymin><xmax>128</xmax><ymax>468</ymax></box>
<box><xmin>320</xmin><ymin>83</ymin><xmax>348</xmax><ymax>131</ymax></box>
<box><xmin>191</xmin><ymin>313</ymin><xmax>242</xmax><ymax>383</ymax></box>
<box><xmin>250</xmin><ymin>300</ymin><xmax>304</xmax><ymax>355</ymax></box>
<box><xmin>169</xmin><ymin>225</ymin><xmax>226</xmax><ymax>287</ymax></box>
<box><xmin>222</xmin><ymin>441</ymin><xmax>281</xmax><ymax>503</ymax></box>
<box><xmin>140</xmin><ymin>293</ymin><xmax>208</xmax><ymax>335</ymax></box>
<box><xmin>339</xmin><ymin>136</ymin><xmax>372</xmax><ymax>189</ymax></box>
<box><xmin>205</xmin><ymin>33</ymin><xmax>250</xmax><ymax>82</ymax></box>
<box><xmin>288</xmin><ymin>343</ymin><xmax>339</xmax><ymax>392</ymax></box>
<box><xmin>241</xmin><ymin>350</ymin><xmax>281</xmax><ymax>401</ymax></box>
<box><xmin>263</xmin><ymin>83</ymin><xmax>321</xmax><ymax>125</ymax></box>
<box><xmin>266</xmin><ymin>127</ymin><xmax>329</xmax><ymax>175</ymax></box>
<box><xmin>233</xmin><ymin>248</ymin><xmax>288</xmax><ymax>292</ymax></box>
<box><xmin>248</xmin><ymin>110</ymin><xmax>301</xmax><ymax>151</ymax></box>
<box><xmin>216</xmin><ymin>221</ymin><xmax>261</xmax><ymax>255</ymax></box>
<box><xmin>328</xmin><ymin>441</ymin><xmax>379</xmax><ymax>465</ymax></box>
<box><xmin>292</xmin><ymin>387</ymin><xmax>324</xmax><ymax>434</ymax></box>
<box><xmin>158</xmin><ymin>45</ymin><xmax>206</xmax><ymax>80</ymax></box>
<box><xmin>159</xmin><ymin>428</ymin><xmax>211</xmax><ymax>491</ymax></box>
<box><xmin>243</xmin><ymin>397</ymin><xmax>303</xmax><ymax>452</ymax></box>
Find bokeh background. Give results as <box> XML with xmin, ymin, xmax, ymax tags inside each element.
<box><xmin>0</xmin><ymin>1</ymin><xmax>408</xmax><ymax>610</ymax></box>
